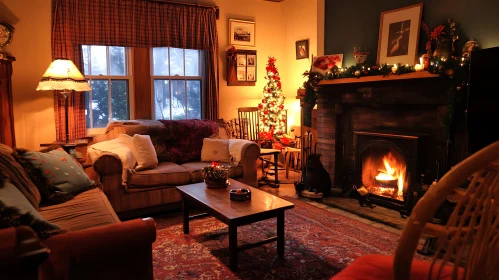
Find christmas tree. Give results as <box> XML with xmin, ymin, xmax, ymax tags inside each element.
<box><xmin>258</xmin><ymin>57</ymin><xmax>286</xmax><ymax>135</ymax></box>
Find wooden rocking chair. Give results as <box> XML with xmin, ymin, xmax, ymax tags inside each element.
<box><xmin>332</xmin><ymin>141</ymin><xmax>499</xmax><ymax>280</ymax></box>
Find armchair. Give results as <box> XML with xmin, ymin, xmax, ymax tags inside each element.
<box><xmin>332</xmin><ymin>141</ymin><xmax>499</xmax><ymax>280</ymax></box>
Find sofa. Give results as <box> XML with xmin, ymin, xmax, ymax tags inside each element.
<box><xmin>0</xmin><ymin>143</ymin><xmax>157</xmax><ymax>279</ymax></box>
<box><xmin>88</xmin><ymin>119</ymin><xmax>260</xmax><ymax>216</ymax></box>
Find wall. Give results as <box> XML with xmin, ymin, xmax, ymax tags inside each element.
<box><xmin>325</xmin><ymin>0</ymin><xmax>499</xmax><ymax>66</ymax></box>
<box><xmin>1</xmin><ymin>0</ymin><xmax>54</xmax><ymax>150</ymax></box>
<box><xmin>1</xmin><ymin>0</ymin><xmax>323</xmax><ymax>149</ymax></box>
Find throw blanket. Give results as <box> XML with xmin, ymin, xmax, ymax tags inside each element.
<box><xmin>229</xmin><ymin>139</ymin><xmax>251</xmax><ymax>165</ymax></box>
<box><xmin>88</xmin><ymin>139</ymin><xmax>136</xmax><ymax>186</ymax></box>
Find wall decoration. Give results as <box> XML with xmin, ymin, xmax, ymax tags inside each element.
<box><xmin>226</xmin><ymin>48</ymin><xmax>257</xmax><ymax>86</ymax></box>
<box><xmin>312</xmin><ymin>54</ymin><xmax>343</xmax><ymax>74</ymax></box>
<box><xmin>229</xmin><ymin>19</ymin><xmax>255</xmax><ymax>47</ymax></box>
<box><xmin>296</xmin><ymin>39</ymin><xmax>309</xmax><ymax>60</ymax></box>
<box><xmin>377</xmin><ymin>3</ymin><xmax>423</xmax><ymax>66</ymax></box>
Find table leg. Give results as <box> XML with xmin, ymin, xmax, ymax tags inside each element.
<box><xmin>277</xmin><ymin>211</ymin><xmax>284</xmax><ymax>257</ymax></box>
<box><xmin>182</xmin><ymin>196</ymin><xmax>189</xmax><ymax>234</ymax></box>
<box><xmin>229</xmin><ymin>224</ymin><xmax>238</xmax><ymax>270</ymax></box>
<box><xmin>273</xmin><ymin>152</ymin><xmax>279</xmax><ymax>187</ymax></box>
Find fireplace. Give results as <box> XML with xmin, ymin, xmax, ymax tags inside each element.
<box><xmin>355</xmin><ymin>130</ymin><xmax>428</xmax><ymax>216</ymax></box>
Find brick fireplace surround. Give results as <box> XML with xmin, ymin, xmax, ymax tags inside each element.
<box><xmin>315</xmin><ymin>72</ymin><xmax>465</xmax><ymax>208</ymax></box>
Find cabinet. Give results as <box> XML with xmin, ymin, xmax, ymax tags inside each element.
<box><xmin>0</xmin><ymin>57</ymin><xmax>16</xmax><ymax>147</ymax></box>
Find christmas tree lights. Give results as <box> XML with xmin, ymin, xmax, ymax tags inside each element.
<box><xmin>258</xmin><ymin>57</ymin><xmax>286</xmax><ymax>135</ymax></box>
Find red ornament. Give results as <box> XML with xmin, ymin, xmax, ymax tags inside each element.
<box><xmin>270</xmin><ymin>102</ymin><xmax>275</xmax><ymax>106</ymax></box>
<box><xmin>267</xmin><ymin>88</ymin><xmax>272</xmax><ymax>93</ymax></box>
<box><xmin>282</xmin><ymin>118</ymin><xmax>286</xmax><ymax>123</ymax></box>
<box><xmin>264</xmin><ymin>110</ymin><xmax>269</xmax><ymax>115</ymax></box>
<box><xmin>372</xmin><ymin>65</ymin><xmax>378</xmax><ymax>70</ymax></box>
<box><xmin>258</xmin><ymin>103</ymin><xmax>263</xmax><ymax>109</ymax></box>
<box><xmin>262</xmin><ymin>99</ymin><xmax>266</xmax><ymax>103</ymax></box>
<box><xmin>279</xmin><ymin>105</ymin><xmax>284</xmax><ymax>110</ymax></box>
<box><xmin>277</xmin><ymin>82</ymin><xmax>281</xmax><ymax>88</ymax></box>
<box><xmin>363</xmin><ymin>70</ymin><xmax>368</xmax><ymax>75</ymax></box>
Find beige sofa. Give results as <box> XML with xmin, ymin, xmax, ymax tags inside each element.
<box><xmin>88</xmin><ymin>120</ymin><xmax>260</xmax><ymax>216</ymax></box>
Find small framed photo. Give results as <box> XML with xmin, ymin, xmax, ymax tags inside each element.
<box><xmin>247</xmin><ymin>54</ymin><xmax>256</xmax><ymax>66</ymax></box>
<box><xmin>246</xmin><ymin>67</ymin><xmax>256</xmax><ymax>81</ymax></box>
<box><xmin>237</xmin><ymin>67</ymin><xmax>247</xmax><ymax>81</ymax></box>
<box><xmin>295</xmin><ymin>39</ymin><xmax>309</xmax><ymax>60</ymax></box>
<box><xmin>237</xmin><ymin>54</ymin><xmax>247</xmax><ymax>66</ymax></box>
<box><xmin>377</xmin><ymin>3</ymin><xmax>423</xmax><ymax>65</ymax></box>
<box><xmin>229</xmin><ymin>19</ymin><xmax>255</xmax><ymax>47</ymax></box>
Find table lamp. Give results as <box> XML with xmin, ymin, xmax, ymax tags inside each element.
<box><xmin>36</xmin><ymin>58</ymin><xmax>91</xmax><ymax>143</ymax></box>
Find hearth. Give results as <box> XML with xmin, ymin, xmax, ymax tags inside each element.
<box><xmin>354</xmin><ymin>130</ymin><xmax>428</xmax><ymax>216</ymax></box>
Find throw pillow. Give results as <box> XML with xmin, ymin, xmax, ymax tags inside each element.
<box><xmin>201</xmin><ymin>138</ymin><xmax>231</xmax><ymax>162</ymax></box>
<box><xmin>0</xmin><ymin>144</ymin><xmax>42</xmax><ymax>208</ymax></box>
<box><xmin>118</xmin><ymin>133</ymin><xmax>134</xmax><ymax>150</ymax></box>
<box><xmin>132</xmin><ymin>134</ymin><xmax>158</xmax><ymax>171</ymax></box>
<box><xmin>20</xmin><ymin>148</ymin><xmax>94</xmax><ymax>195</ymax></box>
<box><xmin>0</xmin><ymin>180</ymin><xmax>63</xmax><ymax>240</ymax></box>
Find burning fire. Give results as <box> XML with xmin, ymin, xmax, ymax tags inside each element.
<box><xmin>375</xmin><ymin>154</ymin><xmax>405</xmax><ymax>198</ymax></box>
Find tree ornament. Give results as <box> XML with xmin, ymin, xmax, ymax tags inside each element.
<box><xmin>264</xmin><ymin>110</ymin><xmax>269</xmax><ymax>115</ymax></box>
<box><xmin>354</xmin><ymin>70</ymin><xmax>361</xmax><ymax>77</ymax></box>
<box><xmin>258</xmin><ymin>103</ymin><xmax>263</xmax><ymax>109</ymax></box>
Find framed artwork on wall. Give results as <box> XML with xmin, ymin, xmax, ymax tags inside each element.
<box><xmin>295</xmin><ymin>39</ymin><xmax>309</xmax><ymax>60</ymax></box>
<box><xmin>229</xmin><ymin>19</ymin><xmax>255</xmax><ymax>47</ymax></box>
<box><xmin>377</xmin><ymin>3</ymin><xmax>423</xmax><ymax>66</ymax></box>
<box><xmin>227</xmin><ymin>49</ymin><xmax>257</xmax><ymax>86</ymax></box>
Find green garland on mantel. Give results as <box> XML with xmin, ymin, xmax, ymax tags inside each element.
<box><xmin>302</xmin><ymin>57</ymin><xmax>469</xmax><ymax>132</ymax></box>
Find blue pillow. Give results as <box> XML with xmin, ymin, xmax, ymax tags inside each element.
<box><xmin>0</xmin><ymin>181</ymin><xmax>62</xmax><ymax>240</ymax></box>
<box><xmin>23</xmin><ymin>149</ymin><xmax>94</xmax><ymax>194</ymax></box>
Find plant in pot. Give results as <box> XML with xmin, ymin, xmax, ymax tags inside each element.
<box><xmin>427</xmin><ymin>19</ymin><xmax>458</xmax><ymax>59</ymax></box>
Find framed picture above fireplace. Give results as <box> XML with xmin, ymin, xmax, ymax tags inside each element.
<box><xmin>377</xmin><ymin>3</ymin><xmax>423</xmax><ymax>66</ymax></box>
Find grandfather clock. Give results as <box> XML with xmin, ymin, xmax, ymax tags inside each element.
<box><xmin>0</xmin><ymin>56</ymin><xmax>16</xmax><ymax>147</ymax></box>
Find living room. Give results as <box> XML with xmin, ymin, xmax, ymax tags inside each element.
<box><xmin>1</xmin><ymin>0</ymin><xmax>499</xmax><ymax>279</ymax></box>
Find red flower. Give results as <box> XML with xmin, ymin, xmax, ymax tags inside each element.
<box><xmin>280</xmin><ymin>136</ymin><xmax>290</xmax><ymax>145</ymax></box>
<box><xmin>430</xmin><ymin>25</ymin><xmax>445</xmax><ymax>39</ymax></box>
<box><xmin>272</xmin><ymin>142</ymin><xmax>283</xmax><ymax>150</ymax></box>
<box><xmin>211</xmin><ymin>161</ymin><xmax>219</xmax><ymax>167</ymax></box>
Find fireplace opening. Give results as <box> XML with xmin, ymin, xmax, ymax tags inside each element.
<box><xmin>361</xmin><ymin>148</ymin><xmax>407</xmax><ymax>202</ymax></box>
<box><xmin>354</xmin><ymin>130</ymin><xmax>428</xmax><ymax>216</ymax></box>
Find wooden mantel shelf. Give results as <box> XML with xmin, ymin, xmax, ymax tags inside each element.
<box><xmin>317</xmin><ymin>71</ymin><xmax>439</xmax><ymax>86</ymax></box>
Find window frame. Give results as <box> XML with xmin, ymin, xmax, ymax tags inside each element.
<box><xmin>150</xmin><ymin>47</ymin><xmax>205</xmax><ymax>120</ymax></box>
<box><xmin>82</xmin><ymin>45</ymin><xmax>135</xmax><ymax>134</ymax></box>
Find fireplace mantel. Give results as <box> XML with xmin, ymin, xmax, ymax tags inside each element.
<box><xmin>317</xmin><ymin>71</ymin><xmax>439</xmax><ymax>86</ymax></box>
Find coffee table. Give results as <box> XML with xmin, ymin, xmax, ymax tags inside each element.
<box><xmin>176</xmin><ymin>179</ymin><xmax>294</xmax><ymax>270</ymax></box>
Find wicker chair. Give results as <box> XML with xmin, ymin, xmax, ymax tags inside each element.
<box><xmin>332</xmin><ymin>141</ymin><xmax>499</xmax><ymax>280</ymax></box>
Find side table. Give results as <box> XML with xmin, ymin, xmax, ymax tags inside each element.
<box><xmin>258</xmin><ymin>148</ymin><xmax>281</xmax><ymax>188</ymax></box>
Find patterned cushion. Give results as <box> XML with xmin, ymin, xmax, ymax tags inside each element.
<box><xmin>157</xmin><ymin>119</ymin><xmax>218</xmax><ymax>164</ymax></box>
<box><xmin>22</xmin><ymin>149</ymin><xmax>94</xmax><ymax>194</ymax></box>
<box><xmin>127</xmin><ymin>162</ymin><xmax>191</xmax><ymax>188</ymax></box>
<box><xmin>0</xmin><ymin>181</ymin><xmax>62</xmax><ymax>240</ymax></box>
<box><xmin>0</xmin><ymin>144</ymin><xmax>42</xmax><ymax>208</ymax></box>
<box><xmin>200</xmin><ymin>138</ymin><xmax>231</xmax><ymax>162</ymax></box>
<box><xmin>180</xmin><ymin>162</ymin><xmax>243</xmax><ymax>183</ymax></box>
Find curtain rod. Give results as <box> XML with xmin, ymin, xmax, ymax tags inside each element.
<box><xmin>144</xmin><ymin>0</ymin><xmax>220</xmax><ymax>19</ymax></box>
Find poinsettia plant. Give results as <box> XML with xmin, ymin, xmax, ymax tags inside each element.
<box><xmin>259</xmin><ymin>127</ymin><xmax>294</xmax><ymax>150</ymax></box>
<box><xmin>425</xmin><ymin>19</ymin><xmax>458</xmax><ymax>53</ymax></box>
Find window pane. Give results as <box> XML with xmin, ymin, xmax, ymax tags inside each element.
<box><xmin>90</xmin><ymin>80</ymin><xmax>109</xmax><ymax>128</ymax></box>
<box><xmin>82</xmin><ymin>45</ymin><xmax>90</xmax><ymax>76</ymax></box>
<box><xmin>109</xmin><ymin>47</ymin><xmax>126</xmax><ymax>76</ymax></box>
<box><xmin>154</xmin><ymin>80</ymin><xmax>170</xmax><ymax>120</ymax></box>
<box><xmin>187</xmin><ymin>80</ymin><xmax>201</xmax><ymax>119</ymax></box>
<box><xmin>85</xmin><ymin>90</ymin><xmax>91</xmax><ymax>125</ymax></box>
<box><xmin>185</xmin><ymin>49</ymin><xmax>199</xmax><ymax>76</ymax></box>
<box><xmin>171</xmin><ymin>80</ymin><xmax>186</xmax><ymax>119</ymax></box>
<box><xmin>152</xmin><ymin>48</ymin><xmax>169</xmax><ymax>76</ymax></box>
<box><xmin>111</xmin><ymin>80</ymin><xmax>128</xmax><ymax>120</ymax></box>
<box><xmin>169</xmin><ymin>48</ymin><xmax>184</xmax><ymax>76</ymax></box>
<box><xmin>90</xmin><ymin>46</ymin><xmax>107</xmax><ymax>75</ymax></box>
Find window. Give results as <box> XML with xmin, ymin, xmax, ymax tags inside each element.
<box><xmin>152</xmin><ymin>47</ymin><xmax>203</xmax><ymax>120</ymax></box>
<box><xmin>82</xmin><ymin>45</ymin><xmax>132</xmax><ymax>129</ymax></box>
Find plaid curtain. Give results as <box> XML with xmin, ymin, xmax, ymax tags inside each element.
<box><xmin>52</xmin><ymin>0</ymin><xmax>219</xmax><ymax>140</ymax></box>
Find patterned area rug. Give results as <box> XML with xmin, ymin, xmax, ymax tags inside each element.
<box><xmin>152</xmin><ymin>196</ymin><xmax>404</xmax><ymax>279</ymax></box>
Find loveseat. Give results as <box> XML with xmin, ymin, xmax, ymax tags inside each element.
<box><xmin>88</xmin><ymin>119</ymin><xmax>260</xmax><ymax>216</ymax></box>
<box><xmin>0</xmin><ymin>143</ymin><xmax>156</xmax><ymax>279</ymax></box>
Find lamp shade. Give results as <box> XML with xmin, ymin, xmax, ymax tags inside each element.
<box><xmin>36</xmin><ymin>58</ymin><xmax>91</xmax><ymax>92</ymax></box>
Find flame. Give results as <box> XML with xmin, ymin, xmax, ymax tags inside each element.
<box><xmin>375</xmin><ymin>155</ymin><xmax>405</xmax><ymax>198</ymax></box>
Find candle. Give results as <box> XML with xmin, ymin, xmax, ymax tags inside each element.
<box><xmin>421</xmin><ymin>54</ymin><xmax>430</xmax><ymax>70</ymax></box>
<box><xmin>414</xmin><ymin>64</ymin><xmax>423</xmax><ymax>71</ymax></box>
<box><xmin>391</xmin><ymin>64</ymin><xmax>398</xmax><ymax>73</ymax></box>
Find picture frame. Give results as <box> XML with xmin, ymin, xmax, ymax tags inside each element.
<box><xmin>295</xmin><ymin>39</ymin><xmax>309</xmax><ymax>60</ymax></box>
<box><xmin>246</xmin><ymin>67</ymin><xmax>256</xmax><ymax>81</ymax></box>
<box><xmin>247</xmin><ymin>54</ymin><xmax>256</xmax><ymax>66</ymax></box>
<box><xmin>237</xmin><ymin>67</ymin><xmax>247</xmax><ymax>81</ymax></box>
<box><xmin>236</xmin><ymin>54</ymin><xmax>247</xmax><ymax>66</ymax></box>
<box><xmin>312</xmin><ymin>54</ymin><xmax>344</xmax><ymax>74</ymax></box>
<box><xmin>377</xmin><ymin>3</ymin><xmax>423</xmax><ymax>66</ymax></box>
<box><xmin>229</xmin><ymin>19</ymin><xmax>255</xmax><ymax>47</ymax></box>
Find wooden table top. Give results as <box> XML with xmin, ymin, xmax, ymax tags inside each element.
<box><xmin>176</xmin><ymin>179</ymin><xmax>294</xmax><ymax>221</ymax></box>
